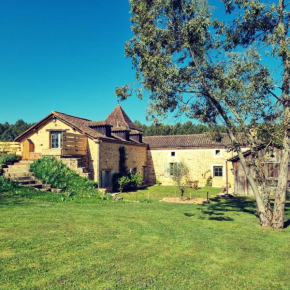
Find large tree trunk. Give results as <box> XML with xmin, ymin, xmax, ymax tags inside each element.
<box><xmin>235</xmin><ymin>146</ymin><xmax>272</xmax><ymax>227</ymax></box>
<box><xmin>206</xmin><ymin>95</ymin><xmax>272</xmax><ymax>226</ymax></box>
<box><xmin>272</xmin><ymin>0</ymin><xmax>290</xmax><ymax>229</ymax></box>
<box><xmin>272</xmin><ymin>135</ymin><xmax>290</xmax><ymax>228</ymax></box>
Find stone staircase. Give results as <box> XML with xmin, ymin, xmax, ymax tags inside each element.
<box><xmin>2</xmin><ymin>161</ymin><xmax>51</xmax><ymax>191</ymax></box>
<box><xmin>60</xmin><ymin>157</ymin><xmax>91</xmax><ymax>178</ymax></box>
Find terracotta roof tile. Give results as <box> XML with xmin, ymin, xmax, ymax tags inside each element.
<box><xmin>143</xmin><ymin>133</ymin><xmax>247</xmax><ymax>149</ymax></box>
<box><xmin>15</xmin><ymin>110</ymin><xmax>146</xmax><ymax>147</ymax></box>
<box><xmin>105</xmin><ymin>104</ymin><xmax>142</xmax><ymax>132</ymax></box>
<box><xmin>87</xmin><ymin>121</ymin><xmax>112</xmax><ymax>127</ymax></box>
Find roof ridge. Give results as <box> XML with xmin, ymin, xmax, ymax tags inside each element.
<box><xmin>143</xmin><ymin>133</ymin><xmax>229</xmax><ymax>138</ymax></box>
<box><xmin>105</xmin><ymin>104</ymin><xmax>142</xmax><ymax>131</ymax></box>
<box><xmin>53</xmin><ymin>111</ymin><xmax>91</xmax><ymax>122</ymax></box>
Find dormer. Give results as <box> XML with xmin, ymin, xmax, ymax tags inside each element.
<box><xmin>111</xmin><ymin>127</ymin><xmax>130</xmax><ymax>141</ymax></box>
<box><xmin>130</xmin><ymin>130</ymin><xmax>143</xmax><ymax>143</ymax></box>
<box><xmin>88</xmin><ymin>121</ymin><xmax>112</xmax><ymax>137</ymax></box>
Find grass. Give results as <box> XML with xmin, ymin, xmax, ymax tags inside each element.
<box><xmin>119</xmin><ymin>185</ymin><xmax>221</xmax><ymax>202</ymax></box>
<box><xmin>0</xmin><ymin>186</ymin><xmax>290</xmax><ymax>289</ymax></box>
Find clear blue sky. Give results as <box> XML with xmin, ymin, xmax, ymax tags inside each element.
<box><xmin>0</xmin><ymin>0</ymin><xmax>150</xmax><ymax>124</ymax></box>
<box><xmin>0</xmin><ymin>1</ymin><xmax>278</xmax><ymax>125</ymax></box>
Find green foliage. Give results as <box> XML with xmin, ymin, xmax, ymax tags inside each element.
<box><xmin>206</xmin><ymin>176</ymin><xmax>213</xmax><ymax>187</ymax></box>
<box><xmin>0</xmin><ymin>119</ymin><xmax>34</xmax><ymax>141</ymax></box>
<box><xmin>117</xmin><ymin>0</ymin><xmax>290</xmax><ymax>227</ymax></box>
<box><xmin>30</xmin><ymin>157</ymin><xmax>100</xmax><ymax>198</ymax></box>
<box><xmin>170</xmin><ymin>162</ymin><xmax>190</xmax><ymax>197</ymax></box>
<box><xmin>129</xmin><ymin>172</ymin><xmax>143</xmax><ymax>190</ymax></box>
<box><xmin>119</xmin><ymin>146</ymin><xmax>128</xmax><ymax>175</ymax></box>
<box><xmin>0</xmin><ymin>153</ymin><xmax>19</xmax><ymax>165</ymax></box>
<box><xmin>0</xmin><ymin>176</ymin><xmax>19</xmax><ymax>193</ymax></box>
<box><xmin>114</xmin><ymin>146</ymin><xmax>143</xmax><ymax>192</ymax></box>
<box><xmin>156</xmin><ymin>180</ymin><xmax>162</xmax><ymax>186</ymax></box>
<box><xmin>133</xmin><ymin>120</ymin><xmax>228</xmax><ymax>136</ymax></box>
<box><xmin>117</xmin><ymin>173</ymin><xmax>143</xmax><ymax>193</ymax></box>
<box><xmin>117</xmin><ymin>175</ymin><xmax>131</xmax><ymax>193</ymax></box>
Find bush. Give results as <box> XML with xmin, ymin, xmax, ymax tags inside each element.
<box><xmin>129</xmin><ymin>172</ymin><xmax>143</xmax><ymax>190</ymax></box>
<box><xmin>118</xmin><ymin>176</ymin><xmax>131</xmax><ymax>193</ymax></box>
<box><xmin>114</xmin><ymin>172</ymin><xmax>143</xmax><ymax>192</ymax></box>
<box><xmin>0</xmin><ymin>176</ymin><xmax>19</xmax><ymax>192</ymax></box>
<box><xmin>30</xmin><ymin>157</ymin><xmax>100</xmax><ymax>198</ymax></box>
<box><xmin>0</xmin><ymin>153</ymin><xmax>19</xmax><ymax>165</ymax></box>
<box><xmin>206</xmin><ymin>176</ymin><xmax>213</xmax><ymax>187</ymax></box>
<box><xmin>156</xmin><ymin>180</ymin><xmax>162</xmax><ymax>186</ymax></box>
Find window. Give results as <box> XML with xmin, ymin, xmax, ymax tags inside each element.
<box><xmin>169</xmin><ymin>163</ymin><xmax>175</xmax><ymax>176</ymax></box>
<box><xmin>51</xmin><ymin>132</ymin><xmax>62</xmax><ymax>148</ymax></box>
<box><xmin>171</xmin><ymin>151</ymin><xmax>175</xmax><ymax>157</ymax></box>
<box><xmin>213</xmin><ymin>166</ymin><xmax>223</xmax><ymax>177</ymax></box>
<box><xmin>131</xmin><ymin>167</ymin><xmax>137</xmax><ymax>174</ymax></box>
<box><xmin>215</xmin><ymin>150</ymin><xmax>221</xmax><ymax>156</ymax></box>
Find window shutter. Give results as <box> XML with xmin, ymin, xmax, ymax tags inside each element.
<box><xmin>164</xmin><ymin>163</ymin><xmax>170</xmax><ymax>178</ymax></box>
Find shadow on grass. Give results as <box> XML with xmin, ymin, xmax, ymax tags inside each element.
<box><xmin>207</xmin><ymin>196</ymin><xmax>256</xmax><ymax>215</ymax></box>
<box><xmin>0</xmin><ymin>193</ymin><xmax>32</xmax><ymax>208</ymax></box>
<box><xmin>283</xmin><ymin>202</ymin><xmax>290</xmax><ymax>228</ymax></box>
<box><xmin>194</xmin><ymin>196</ymin><xmax>290</xmax><ymax>226</ymax></box>
<box><xmin>184</xmin><ymin>196</ymin><xmax>257</xmax><ymax>222</ymax></box>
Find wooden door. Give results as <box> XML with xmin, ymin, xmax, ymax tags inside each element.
<box><xmin>22</xmin><ymin>139</ymin><xmax>34</xmax><ymax>160</ymax></box>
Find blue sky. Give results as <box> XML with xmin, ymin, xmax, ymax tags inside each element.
<box><xmin>0</xmin><ymin>0</ymin><xmax>150</xmax><ymax>124</ymax></box>
<box><xmin>0</xmin><ymin>1</ymin><xmax>280</xmax><ymax>125</ymax></box>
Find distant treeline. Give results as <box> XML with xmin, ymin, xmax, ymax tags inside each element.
<box><xmin>0</xmin><ymin>120</ymin><xmax>34</xmax><ymax>141</ymax></box>
<box><xmin>134</xmin><ymin>120</ymin><xmax>227</xmax><ymax>136</ymax></box>
<box><xmin>0</xmin><ymin>119</ymin><xmax>227</xmax><ymax>141</ymax></box>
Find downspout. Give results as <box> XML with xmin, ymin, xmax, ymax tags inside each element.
<box><xmin>95</xmin><ymin>139</ymin><xmax>102</xmax><ymax>187</ymax></box>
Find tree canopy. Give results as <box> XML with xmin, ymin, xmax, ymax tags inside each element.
<box><xmin>117</xmin><ymin>0</ymin><xmax>290</xmax><ymax>228</ymax></box>
<box><xmin>0</xmin><ymin>120</ymin><xmax>33</xmax><ymax>142</ymax></box>
<box><xmin>134</xmin><ymin>120</ymin><xmax>227</xmax><ymax>136</ymax></box>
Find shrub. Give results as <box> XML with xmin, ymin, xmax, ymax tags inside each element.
<box><xmin>0</xmin><ymin>176</ymin><xmax>19</xmax><ymax>192</ymax></box>
<box><xmin>115</xmin><ymin>172</ymin><xmax>143</xmax><ymax>192</ymax></box>
<box><xmin>156</xmin><ymin>180</ymin><xmax>162</xmax><ymax>186</ymax></box>
<box><xmin>118</xmin><ymin>176</ymin><xmax>131</xmax><ymax>193</ymax></box>
<box><xmin>0</xmin><ymin>153</ymin><xmax>19</xmax><ymax>165</ymax></box>
<box><xmin>30</xmin><ymin>157</ymin><xmax>100</xmax><ymax>198</ymax></box>
<box><xmin>206</xmin><ymin>176</ymin><xmax>213</xmax><ymax>187</ymax></box>
<box><xmin>129</xmin><ymin>172</ymin><xmax>143</xmax><ymax>190</ymax></box>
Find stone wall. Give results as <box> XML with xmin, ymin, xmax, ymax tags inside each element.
<box><xmin>99</xmin><ymin>141</ymin><xmax>147</xmax><ymax>176</ymax></box>
<box><xmin>147</xmin><ymin>148</ymin><xmax>238</xmax><ymax>189</ymax></box>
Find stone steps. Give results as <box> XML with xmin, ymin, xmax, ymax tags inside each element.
<box><xmin>3</xmin><ymin>162</ymin><xmax>51</xmax><ymax>191</ymax></box>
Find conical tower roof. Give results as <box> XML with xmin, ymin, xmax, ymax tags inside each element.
<box><xmin>105</xmin><ymin>104</ymin><xmax>142</xmax><ymax>132</ymax></box>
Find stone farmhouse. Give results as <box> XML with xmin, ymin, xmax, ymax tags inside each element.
<box><xmin>14</xmin><ymin>105</ymin><xmax>244</xmax><ymax>192</ymax></box>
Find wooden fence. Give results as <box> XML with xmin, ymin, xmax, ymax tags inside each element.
<box><xmin>0</xmin><ymin>142</ymin><xmax>21</xmax><ymax>155</ymax></box>
<box><xmin>61</xmin><ymin>133</ymin><xmax>87</xmax><ymax>156</ymax></box>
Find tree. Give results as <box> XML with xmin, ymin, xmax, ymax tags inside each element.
<box><xmin>170</xmin><ymin>162</ymin><xmax>191</xmax><ymax>198</ymax></box>
<box><xmin>116</xmin><ymin>0</ymin><xmax>290</xmax><ymax>228</ymax></box>
<box><xmin>0</xmin><ymin>120</ymin><xmax>33</xmax><ymax>141</ymax></box>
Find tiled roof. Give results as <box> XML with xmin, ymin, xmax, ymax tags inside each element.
<box><xmin>143</xmin><ymin>133</ymin><xmax>247</xmax><ymax>149</ymax></box>
<box><xmin>87</xmin><ymin>121</ymin><xmax>112</xmax><ymax>127</ymax></box>
<box><xmin>105</xmin><ymin>104</ymin><xmax>142</xmax><ymax>132</ymax></box>
<box><xmin>53</xmin><ymin>111</ymin><xmax>108</xmax><ymax>139</ymax></box>
<box><xmin>15</xmin><ymin>109</ymin><xmax>146</xmax><ymax>146</ymax></box>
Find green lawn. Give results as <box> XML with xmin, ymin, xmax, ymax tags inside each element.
<box><xmin>1</xmin><ymin>188</ymin><xmax>290</xmax><ymax>289</ymax></box>
<box><xmin>119</xmin><ymin>185</ymin><xmax>221</xmax><ymax>202</ymax></box>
